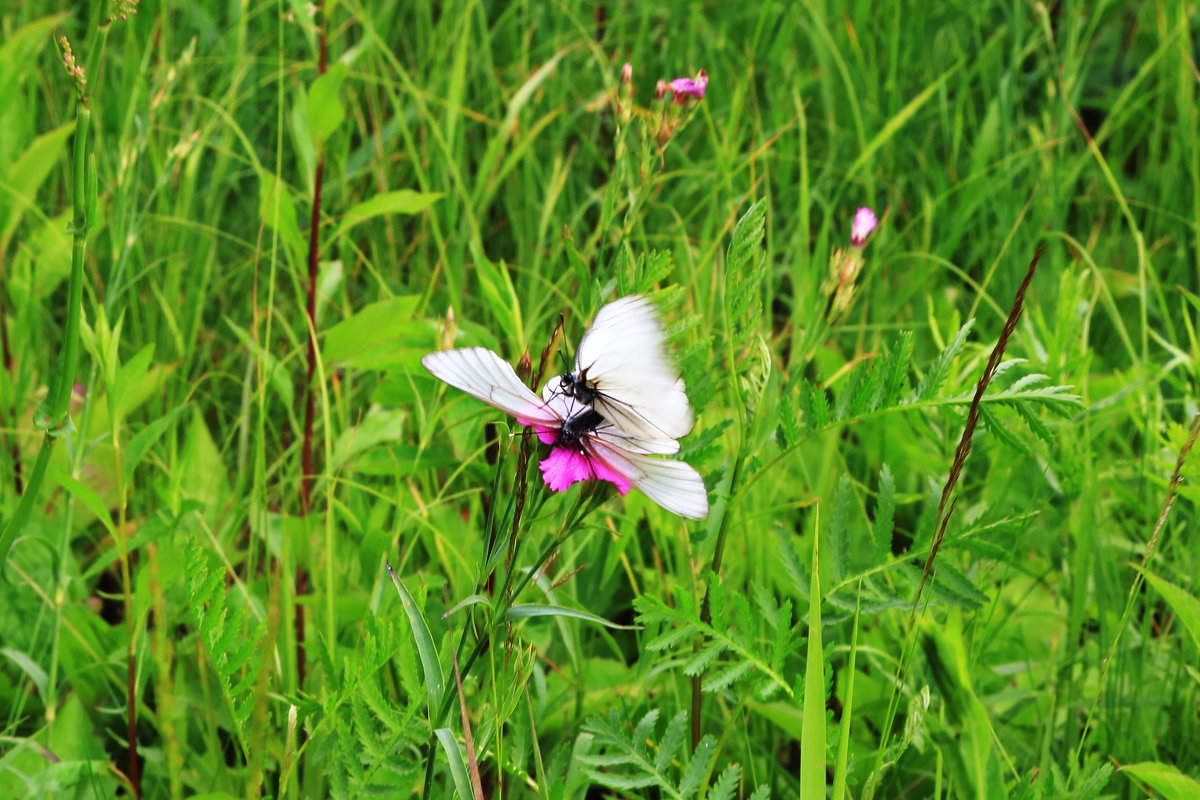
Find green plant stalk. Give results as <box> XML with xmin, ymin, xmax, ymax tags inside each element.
<box><xmin>0</xmin><ymin>103</ymin><xmax>92</xmax><ymax>569</ymax></box>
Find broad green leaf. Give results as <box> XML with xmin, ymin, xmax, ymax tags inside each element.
<box><xmin>321</xmin><ymin>295</ymin><xmax>426</xmax><ymax>369</ymax></box>
<box><xmin>1122</xmin><ymin>762</ymin><xmax>1200</xmax><ymax>800</ymax></box>
<box><xmin>123</xmin><ymin>406</ymin><xmax>188</xmax><ymax>482</ymax></box>
<box><xmin>1142</xmin><ymin>570</ymin><xmax>1200</xmax><ymax>653</ymax></box>
<box><xmin>308</xmin><ymin>62</ymin><xmax>348</xmax><ymax>146</ymax></box>
<box><xmin>258</xmin><ymin>170</ymin><xmax>305</xmax><ymax>265</ymax></box>
<box><xmin>0</xmin><ymin>15</ymin><xmax>70</xmax><ymax>121</ymax></box>
<box><xmin>1</xmin><ymin>122</ymin><xmax>75</xmax><ymax>245</ymax></box>
<box><xmin>113</xmin><ymin>343</ymin><xmax>155</xmax><ymax>420</ymax></box>
<box><xmin>47</xmin><ymin>466</ymin><xmax>115</xmax><ymax>533</ymax></box>
<box><xmin>339</xmin><ymin>190</ymin><xmax>442</xmax><ymax>230</ymax></box>
<box><xmin>1</xmin><ymin>648</ymin><xmax>48</xmax><ymax>700</ymax></box>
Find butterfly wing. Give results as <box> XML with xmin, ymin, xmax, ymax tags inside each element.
<box><xmin>422</xmin><ymin>347</ymin><xmax>560</xmax><ymax>427</ymax></box>
<box><xmin>575</xmin><ymin>295</ymin><xmax>694</xmax><ymax>443</ymax></box>
<box><xmin>588</xmin><ymin>431</ymin><xmax>709</xmax><ymax>520</ymax></box>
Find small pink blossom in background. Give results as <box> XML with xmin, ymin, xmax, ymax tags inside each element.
<box><xmin>539</xmin><ymin>447</ymin><xmax>633</xmax><ymax>494</ymax></box>
<box><xmin>668</xmin><ymin>70</ymin><xmax>707</xmax><ymax>102</ymax></box>
<box><xmin>850</xmin><ymin>207</ymin><xmax>877</xmax><ymax>248</ymax></box>
<box><xmin>654</xmin><ymin>79</ymin><xmax>668</xmax><ymax>100</ymax></box>
<box><xmin>620</xmin><ymin>62</ymin><xmax>632</xmax><ymax>84</ymax></box>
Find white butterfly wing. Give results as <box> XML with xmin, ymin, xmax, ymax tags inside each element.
<box><xmin>575</xmin><ymin>296</ymin><xmax>694</xmax><ymax>443</ymax></box>
<box><xmin>422</xmin><ymin>347</ymin><xmax>559</xmax><ymax>426</ymax></box>
<box><xmin>590</xmin><ymin>433</ymin><xmax>709</xmax><ymax>520</ymax></box>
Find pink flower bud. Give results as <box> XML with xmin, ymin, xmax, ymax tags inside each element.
<box><xmin>620</xmin><ymin>61</ymin><xmax>632</xmax><ymax>84</ymax></box>
<box><xmin>850</xmin><ymin>207</ymin><xmax>877</xmax><ymax>248</ymax></box>
<box><xmin>654</xmin><ymin>79</ymin><xmax>668</xmax><ymax>100</ymax></box>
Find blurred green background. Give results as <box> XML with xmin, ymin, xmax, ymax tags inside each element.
<box><xmin>1</xmin><ymin>1</ymin><xmax>1199</xmax><ymax>797</ymax></box>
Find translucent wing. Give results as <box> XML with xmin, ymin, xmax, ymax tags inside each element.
<box><xmin>589</xmin><ymin>432</ymin><xmax>709</xmax><ymax>520</ymax></box>
<box><xmin>574</xmin><ymin>295</ymin><xmax>694</xmax><ymax>443</ymax></box>
<box><xmin>422</xmin><ymin>347</ymin><xmax>559</xmax><ymax>426</ymax></box>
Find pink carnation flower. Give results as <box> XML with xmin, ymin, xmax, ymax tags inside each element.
<box><xmin>538</xmin><ymin>447</ymin><xmax>632</xmax><ymax>494</ymax></box>
<box><xmin>668</xmin><ymin>70</ymin><xmax>707</xmax><ymax>102</ymax></box>
<box><xmin>850</xmin><ymin>207</ymin><xmax>877</xmax><ymax>248</ymax></box>
<box><xmin>518</xmin><ymin>387</ymin><xmax>630</xmax><ymax>494</ymax></box>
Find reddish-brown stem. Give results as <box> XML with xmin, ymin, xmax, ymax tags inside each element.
<box><xmin>0</xmin><ymin>300</ymin><xmax>22</xmax><ymax>494</ymax></box>
<box><xmin>296</xmin><ymin>0</ymin><xmax>328</xmax><ymax>690</ymax></box>
<box><xmin>913</xmin><ymin>245</ymin><xmax>1044</xmax><ymax>613</ymax></box>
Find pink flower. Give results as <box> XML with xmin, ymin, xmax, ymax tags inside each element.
<box><xmin>850</xmin><ymin>207</ymin><xmax>877</xmax><ymax>248</ymax></box>
<box><xmin>517</xmin><ymin>389</ymin><xmax>631</xmax><ymax>495</ymax></box>
<box><xmin>667</xmin><ymin>70</ymin><xmax>707</xmax><ymax>102</ymax></box>
<box><xmin>620</xmin><ymin>61</ymin><xmax>632</xmax><ymax>84</ymax></box>
<box><xmin>539</xmin><ymin>447</ymin><xmax>633</xmax><ymax>494</ymax></box>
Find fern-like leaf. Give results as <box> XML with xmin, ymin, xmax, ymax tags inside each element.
<box><xmin>184</xmin><ymin>538</ymin><xmax>265</xmax><ymax>754</ymax></box>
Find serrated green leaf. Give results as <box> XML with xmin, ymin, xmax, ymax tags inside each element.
<box><xmin>703</xmin><ymin>660</ymin><xmax>754</xmax><ymax>693</ymax></box>
<box><xmin>632</xmin><ymin>709</ymin><xmax>660</xmax><ymax>759</ymax></box>
<box><xmin>872</xmin><ymin>465</ymin><xmax>895</xmax><ymax>566</ymax></box>
<box><xmin>655</xmin><ymin>712</ymin><xmax>687</xmax><ymax>774</ymax></box>
<box><xmin>914</xmin><ymin>319</ymin><xmax>975</xmax><ymax>401</ymax></box>
<box><xmin>710</xmin><ymin>764</ymin><xmax>742</xmax><ymax>800</ymax></box>
<box><xmin>678</xmin><ymin>734</ymin><xmax>716</xmax><ymax>796</ymax></box>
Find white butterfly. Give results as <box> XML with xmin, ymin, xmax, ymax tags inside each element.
<box><xmin>421</xmin><ymin>301</ymin><xmax>707</xmax><ymax>519</ymax></box>
<box><xmin>545</xmin><ymin>295</ymin><xmax>694</xmax><ymax>451</ymax></box>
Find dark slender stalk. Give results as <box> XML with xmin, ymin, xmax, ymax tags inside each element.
<box><xmin>296</xmin><ymin>0</ymin><xmax>328</xmax><ymax>690</ymax></box>
<box><xmin>912</xmin><ymin>245</ymin><xmax>1043</xmax><ymax>614</ymax></box>
<box><xmin>0</xmin><ymin>300</ymin><xmax>22</xmax><ymax>494</ymax></box>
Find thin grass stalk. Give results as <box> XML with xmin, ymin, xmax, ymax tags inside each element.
<box><xmin>1068</xmin><ymin>411</ymin><xmax>1200</xmax><ymax>782</ymax></box>
<box><xmin>912</xmin><ymin>245</ymin><xmax>1043</xmax><ymax>613</ymax></box>
<box><xmin>870</xmin><ymin>245</ymin><xmax>1044</xmax><ymax>791</ymax></box>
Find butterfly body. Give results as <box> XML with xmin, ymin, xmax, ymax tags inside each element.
<box><xmin>557</xmin><ymin>407</ymin><xmax>606</xmax><ymax>446</ymax></box>
<box><xmin>557</xmin><ymin>370</ymin><xmax>598</xmax><ymax>405</ymax></box>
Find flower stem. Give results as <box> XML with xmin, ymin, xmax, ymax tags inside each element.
<box><xmin>0</xmin><ymin>102</ymin><xmax>92</xmax><ymax>569</ymax></box>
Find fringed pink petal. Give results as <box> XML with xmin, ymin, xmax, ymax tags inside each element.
<box><xmin>539</xmin><ymin>448</ymin><xmax>593</xmax><ymax>491</ymax></box>
<box><xmin>589</xmin><ymin>453</ymin><xmax>633</xmax><ymax>495</ymax></box>
<box><xmin>538</xmin><ymin>446</ymin><xmax>634</xmax><ymax>495</ymax></box>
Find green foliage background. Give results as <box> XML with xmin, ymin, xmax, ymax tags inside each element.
<box><xmin>2</xmin><ymin>0</ymin><xmax>1199</xmax><ymax>798</ymax></box>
